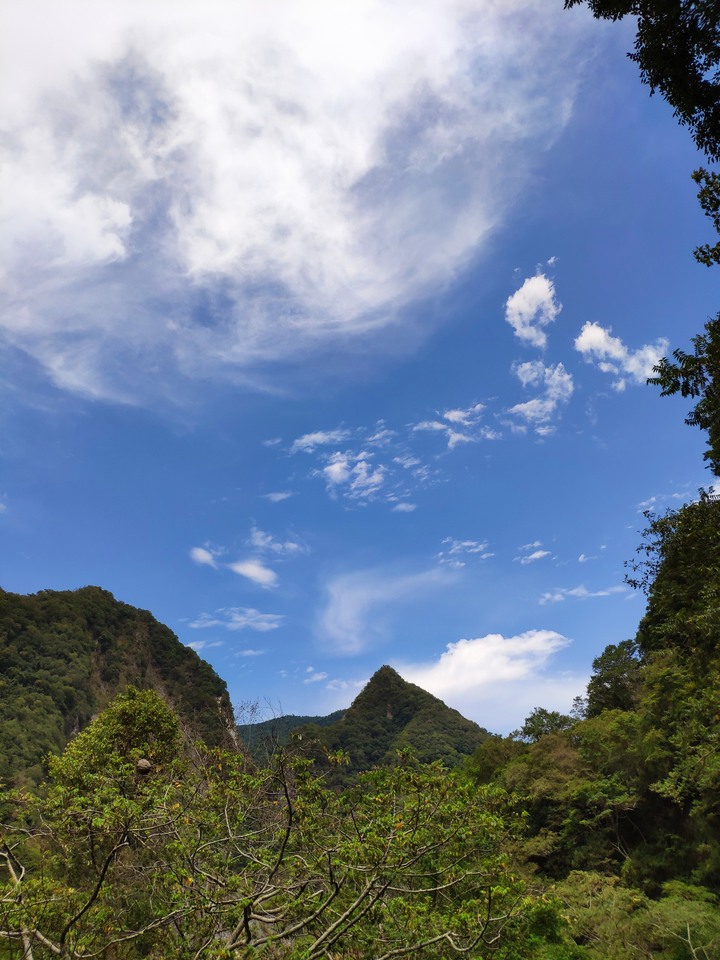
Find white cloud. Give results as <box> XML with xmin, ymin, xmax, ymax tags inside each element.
<box><xmin>249</xmin><ymin>526</ymin><xmax>304</xmax><ymax>556</ymax></box>
<box><xmin>574</xmin><ymin>322</ymin><xmax>669</xmax><ymax>389</ymax></box>
<box><xmin>263</xmin><ymin>491</ymin><xmax>293</xmax><ymax>502</ymax></box>
<box><xmin>290</xmin><ymin>429</ymin><xmax>351</xmax><ymax>454</ymax></box>
<box><xmin>442</xmin><ymin>402</ymin><xmax>485</xmax><ymax>426</ymax></box>
<box><xmin>507</xmin><ymin>361</ymin><xmax>573</xmax><ymax>432</ymax></box>
<box><xmin>515</xmin><ymin>549</ymin><xmax>551</xmax><ymax>565</ymax></box>
<box><xmin>412</xmin><ymin>402</ymin><xmax>494</xmax><ymax>449</ymax></box>
<box><xmin>318</xmin><ymin>566</ymin><xmax>454</xmax><ymax>655</ymax></box>
<box><xmin>228</xmin><ymin>559</ymin><xmax>278</xmax><ymax>589</ymax></box>
<box><xmin>189</xmin><ymin>607</ymin><xmax>284</xmax><ymax>631</ymax></box>
<box><xmin>321</xmin><ymin>450</ymin><xmax>387</xmax><ymax>500</ymax></box>
<box><xmin>437</xmin><ymin>537</ymin><xmax>493</xmax><ymax>566</ymax></box>
<box><xmin>0</xmin><ymin>0</ymin><xmax>591</xmax><ymax>403</ymax></box>
<box><xmin>539</xmin><ymin>584</ymin><xmax>627</xmax><ymax>604</ymax></box>
<box><xmin>398</xmin><ymin>629</ymin><xmax>581</xmax><ymax>732</ymax></box>
<box><xmin>504</xmin><ymin>274</ymin><xmax>561</xmax><ymax>348</ymax></box>
<box><xmin>304</xmin><ymin>670</ymin><xmax>329</xmax><ymax>684</ymax></box>
<box><xmin>391</xmin><ymin>502</ymin><xmax>417</xmax><ymax>513</ymax></box>
<box><xmin>186</xmin><ymin>639</ymin><xmax>224</xmax><ymax>652</ymax></box>
<box><xmin>189</xmin><ymin>545</ymin><xmax>219</xmax><ymax>568</ymax></box>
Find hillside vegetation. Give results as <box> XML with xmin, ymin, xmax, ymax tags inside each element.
<box><xmin>0</xmin><ymin>585</ymin><xmax>234</xmax><ymax>784</ymax></box>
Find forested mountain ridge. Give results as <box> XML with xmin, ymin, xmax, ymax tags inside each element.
<box><xmin>284</xmin><ymin>665</ymin><xmax>490</xmax><ymax>781</ymax></box>
<box><xmin>0</xmin><ymin>585</ymin><xmax>235</xmax><ymax>784</ymax></box>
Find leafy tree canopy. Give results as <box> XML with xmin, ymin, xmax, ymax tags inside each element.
<box><xmin>564</xmin><ymin>0</ymin><xmax>720</xmax><ymax>160</ymax></box>
<box><xmin>648</xmin><ymin>315</ymin><xmax>720</xmax><ymax>475</ymax></box>
<box><xmin>0</xmin><ymin>690</ymin><xmax>540</xmax><ymax>960</ymax></box>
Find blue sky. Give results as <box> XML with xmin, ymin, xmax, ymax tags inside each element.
<box><xmin>1</xmin><ymin>1</ymin><xmax>717</xmax><ymax>732</ymax></box>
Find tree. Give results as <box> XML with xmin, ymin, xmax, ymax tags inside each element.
<box><xmin>585</xmin><ymin>640</ymin><xmax>642</xmax><ymax>717</ymax></box>
<box><xmin>0</xmin><ymin>690</ymin><xmax>537</xmax><ymax>959</ymax></box>
<box><xmin>564</xmin><ymin>1</ymin><xmax>720</xmax><ymax>160</ymax></box>
<box><xmin>514</xmin><ymin>707</ymin><xmax>575</xmax><ymax>743</ymax></box>
<box><xmin>693</xmin><ymin>168</ymin><xmax>720</xmax><ymax>266</ymax></box>
<box><xmin>648</xmin><ymin>315</ymin><xmax>720</xmax><ymax>475</ymax></box>
<box><xmin>626</xmin><ymin>492</ymin><xmax>720</xmax><ymax>656</ymax></box>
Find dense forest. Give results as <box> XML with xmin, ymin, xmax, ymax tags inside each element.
<box><xmin>0</xmin><ymin>586</ymin><xmax>235</xmax><ymax>785</ymax></box>
<box><xmin>2</xmin><ymin>1</ymin><xmax>720</xmax><ymax>956</ymax></box>
<box><xmin>2</xmin><ymin>487</ymin><xmax>720</xmax><ymax>957</ymax></box>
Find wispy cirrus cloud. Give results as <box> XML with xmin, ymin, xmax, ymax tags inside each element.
<box><xmin>317</xmin><ymin>566</ymin><xmax>455</xmax><ymax>655</ymax></box>
<box><xmin>436</xmin><ymin>537</ymin><xmax>493</xmax><ymax>568</ymax></box>
<box><xmin>514</xmin><ymin>540</ymin><xmax>552</xmax><ymax>565</ymax></box>
<box><xmin>189</xmin><ymin>607</ymin><xmax>284</xmax><ymax>632</ymax></box>
<box><xmin>412</xmin><ymin>402</ymin><xmax>498</xmax><ymax>450</ymax></box>
<box><xmin>0</xmin><ymin>1</ymin><xmax>592</xmax><ymax>404</ymax></box>
<box><xmin>249</xmin><ymin>526</ymin><xmax>305</xmax><ymax>557</ymax></box>
<box><xmin>574</xmin><ymin>322</ymin><xmax>669</xmax><ymax>392</ymax></box>
<box><xmin>539</xmin><ymin>584</ymin><xmax>627</xmax><ymax>605</ymax></box>
<box><xmin>290</xmin><ymin>430</ymin><xmax>352</xmax><ymax>455</ymax></box>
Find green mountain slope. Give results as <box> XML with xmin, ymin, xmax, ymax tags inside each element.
<box><xmin>0</xmin><ymin>585</ymin><xmax>235</xmax><ymax>784</ymax></box>
<box><xmin>249</xmin><ymin>666</ymin><xmax>489</xmax><ymax>779</ymax></box>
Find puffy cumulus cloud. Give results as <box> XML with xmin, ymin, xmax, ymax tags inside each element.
<box><xmin>322</xmin><ymin>451</ymin><xmax>387</xmax><ymax>500</ymax></box>
<box><xmin>397</xmin><ymin>630</ymin><xmax>582</xmax><ymax>732</ymax></box>
<box><xmin>574</xmin><ymin>322</ymin><xmax>669</xmax><ymax>391</ymax></box>
<box><xmin>0</xmin><ymin>0</ymin><xmax>591</xmax><ymax>404</ymax></box>
<box><xmin>228</xmin><ymin>559</ymin><xmax>278</xmax><ymax>589</ymax></box>
<box><xmin>189</xmin><ymin>607</ymin><xmax>284</xmax><ymax>631</ymax></box>
<box><xmin>504</xmin><ymin>274</ymin><xmax>561</xmax><ymax>348</ymax></box>
<box><xmin>317</xmin><ymin>566</ymin><xmax>455</xmax><ymax>655</ymax></box>
<box><xmin>539</xmin><ymin>584</ymin><xmax>627</xmax><ymax>604</ymax></box>
<box><xmin>506</xmin><ymin>361</ymin><xmax>573</xmax><ymax>434</ymax></box>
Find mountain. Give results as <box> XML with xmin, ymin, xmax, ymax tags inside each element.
<box><xmin>248</xmin><ymin>666</ymin><xmax>489</xmax><ymax>778</ymax></box>
<box><xmin>240</xmin><ymin>709</ymin><xmax>346</xmax><ymax>761</ymax></box>
<box><xmin>0</xmin><ymin>585</ymin><xmax>235</xmax><ymax>784</ymax></box>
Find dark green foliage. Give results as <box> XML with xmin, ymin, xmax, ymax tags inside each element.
<box><xmin>693</xmin><ymin>168</ymin><xmax>720</xmax><ymax>266</ymax></box>
<box><xmin>514</xmin><ymin>707</ymin><xmax>575</xmax><ymax>743</ymax></box>
<box><xmin>564</xmin><ymin>1</ymin><xmax>720</xmax><ymax>161</ymax></box>
<box><xmin>0</xmin><ymin>691</ymin><xmax>540</xmax><ymax>959</ymax></box>
<box><xmin>648</xmin><ymin>318</ymin><xmax>720</xmax><ymax>476</ymax></box>
<box><xmin>241</xmin><ymin>710</ymin><xmax>346</xmax><ymax>761</ymax></box>
<box><xmin>629</xmin><ymin>493</ymin><xmax>720</xmax><ymax>656</ymax></box>
<box><xmin>0</xmin><ymin>586</ymin><xmax>234</xmax><ymax>784</ymax></box>
<box><xmin>586</xmin><ymin>640</ymin><xmax>641</xmax><ymax>716</ymax></box>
